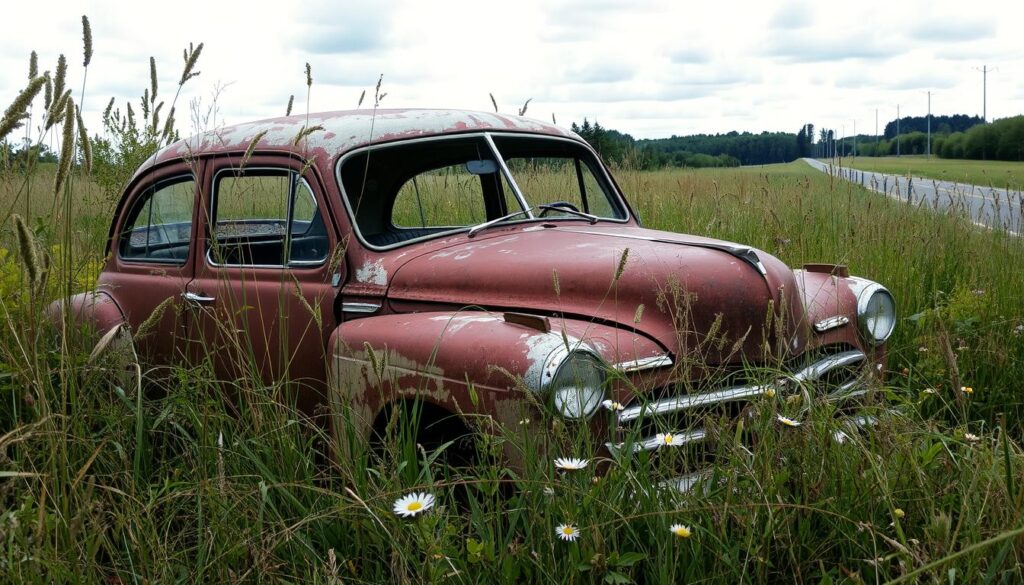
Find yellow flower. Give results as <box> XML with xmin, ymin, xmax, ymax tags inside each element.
<box><xmin>764</xmin><ymin>387</ymin><xmax>776</xmax><ymax>398</ymax></box>
<box><xmin>670</xmin><ymin>524</ymin><xmax>692</xmax><ymax>538</ymax></box>
<box><xmin>776</xmin><ymin>415</ymin><xmax>802</xmax><ymax>427</ymax></box>
<box><xmin>961</xmin><ymin>386</ymin><xmax>974</xmax><ymax>394</ymax></box>
<box><xmin>894</xmin><ymin>508</ymin><xmax>905</xmax><ymax>519</ymax></box>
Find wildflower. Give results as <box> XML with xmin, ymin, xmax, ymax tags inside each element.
<box><xmin>776</xmin><ymin>415</ymin><xmax>802</xmax><ymax>427</ymax></box>
<box><xmin>655</xmin><ymin>432</ymin><xmax>685</xmax><ymax>446</ymax></box>
<box><xmin>961</xmin><ymin>386</ymin><xmax>974</xmax><ymax>395</ymax></box>
<box><xmin>602</xmin><ymin>399</ymin><xmax>625</xmax><ymax>412</ymax></box>
<box><xmin>1014</xmin><ymin>325</ymin><xmax>1023</xmax><ymax>337</ymax></box>
<box><xmin>554</xmin><ymin>457</ymin><xmax>589</xmax><ymax>471</ymax></box>
<box><xmin>764</xmin><ymin>387</ymin><xmax>776</xmax><ymax>398</ymax></box>
<box><xmin>555</xmin><ymin>523</ymin><xmax>580</xmax><ymax>541</ymax></box>
<box><xmin>918</xmin><ymin>346</ymin><xmax>928</xmax><ymax>353</ymax></box>
<box><xmin>519</xmin><ymin>418</ymin><xmax>530</xmax><ymax>425</ymax></box>
<box><xmin>894</xmin><ymin>508</ymin><xmax>905</xmax><ymax>519</ymax></box>
<box><xmin>922</xmin><ymin>388</ymin><xmax>937</xmax><ymax>395</ymax></box>
<box><xmin>670</xmin><ymin>524</ymin><xmax>692</xmax><ymax>538</ymax></box>
<box><xmin>542</xmin><ymin>487</ymin><xmax>556</xmax><ymax>497</ymax></box>
<box><xmin>965</xmin><ymin>432</ymin><xmax>980</xmax><ymax>443</ymax></box>
<box><xmin>392</xmin><ymin>492</ymin><xmax>435</xmax><ymax>518</ymax></box>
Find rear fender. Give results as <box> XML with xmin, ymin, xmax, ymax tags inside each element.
<box><xmin>47</xmin><ymin>291</ymin><xmax>127</xmax><ymax>340</ymax></box>
<box><xmin>327</xmin><ymin>310</ymin><xmax>666</xmax><ymax>455</ymax></box>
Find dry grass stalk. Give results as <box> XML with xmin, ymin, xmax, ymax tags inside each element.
<box><xmin>0</xmin><ymin>76</ymin><xmax>46</xmax><ymax>142</ymax></box>
<box><xmin>76</xmin><ymin>105</ymin><xmax>92</xmax><ymax>173</ymax></box>
<box><xmin>285</xmin><ymin>95</ymin><xmax>294</xmax><ymax>116</ymax></box>
<box><xmin>518</xmin><ymin>98</ymin><xmax>531</xmax><ymax>116</ymax></box>
<box><xmin>357</xmin><ymin>90</ymin><xmax>365</xmax><ymax>108</ymax></box>
<box><xmin>241</xmin><ymin>130</ymin><xmax>267</xmax><ymax>168</ymax></box>
<box><xmin>87</xmin><ymin>323</ymin><xmax>125</xmax><ymax>365</ymax></box>
<box><xmin>53</xmin><ymin>98</ymin><xmax>76</xmax><ymax>198</ymax></box>
<box><xmin>489</xmin><ymin>93</ymin><xmax>498</xmax><ymax>113</ymax></box>
<box><xmin>179</xmin><ymin>42</ymin><xmax>203</xmax><ymax>86</ymax></box>
<box><xmin>305</xmin><ymin>63</ymin><xmax>312</xmax><ymax>87</ymax></box>
<box><xmin>135</xmin><ymin>297</ymin><xmax>176</xmax><ymax>339</ymax></box>
<box><xmin>102</xmin><ymin>96</ymin><xmax>114</xmax><ymax>122</ymax></box>
<box><xmin>293</xmin><ymin>124</ymin><xmax>323</xmax><ymax>146</ymax></box>
<box><xmin>613</xmin><ymin>248</ymin><xmax>629</xmax><ymax>283</ymax></box>
<box><xmin>81</xmin><ymin>15</ymin><xmax>92</xmax><ymax>67</ymax></box>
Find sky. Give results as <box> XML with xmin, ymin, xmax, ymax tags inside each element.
<box><xmin>1</xmin><ymin>0</ymin><xmax>1022</xmax><ymax>142</ymax></box>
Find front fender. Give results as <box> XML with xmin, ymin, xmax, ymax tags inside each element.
<box><xmin>327</xmin><ymin>310</ymin><xmax>666</xmax><ymax>450</ymax></box>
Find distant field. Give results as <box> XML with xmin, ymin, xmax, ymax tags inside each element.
<box><xmin>836</xmin><ymin>156</ymin><xmax>1024</xmax><ymax>190</ymax></box>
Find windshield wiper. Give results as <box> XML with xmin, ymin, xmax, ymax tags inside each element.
<box><xmin>537</xmin><ymin>204</ymin><xmax>599</xmax><ymax>224</ymax></box>
<box><xmin>467</xmin><ymin>207</ymin><xmax>535</xmax><ymax>238</ymax></box>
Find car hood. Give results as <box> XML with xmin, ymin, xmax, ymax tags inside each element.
<box><xmin>387</xmin><ymin>223</ymin><xmax>807</xmax><ymax>365</ymax></box>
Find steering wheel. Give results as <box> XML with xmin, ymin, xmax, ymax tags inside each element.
<box><xmin>538</xmin><ymin>201</ymin><xmax>580</xmax><ymax>217</ymax></box>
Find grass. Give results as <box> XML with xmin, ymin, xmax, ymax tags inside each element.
<box><xmin>835</xmin><ymin>156</ymin><xmax>1024</xmax><ymax>191</ymax></box>
<box><xmin>4</xmin><ymin>28</ymin><xmax>1024</xmax><ymax>582</ymax></box>
<box><xmin>3</xmin><ymin>157</ymin><xmax>1024</xmax><ymax>582</ymax></box>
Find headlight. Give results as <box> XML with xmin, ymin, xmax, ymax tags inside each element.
<box><xmin>856</xmin><ymin>282</ymin><xmax>896</xmax><ymax>345</ymax></box>
<box><xmin>546</xmin><ymin>349</ymin><xmax>606</xmax><ymax>420</ymax></box>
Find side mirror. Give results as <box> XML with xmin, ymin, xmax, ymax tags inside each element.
<box><xmin>465</xmin><ymin>160</ymin><xmax>498</xmax><ymax>175</ymax></box>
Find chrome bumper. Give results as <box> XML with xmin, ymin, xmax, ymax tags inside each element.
<box><xmin>608</xmin><ymin>349</ymin><xmax>872</xmax><ymax>454</ymax></box>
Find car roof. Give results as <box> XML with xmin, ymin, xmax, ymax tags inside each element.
<box><xmin>137</xmin><ymin>108</ymin><xmax>581</xmax><ymax>177</ymax></box>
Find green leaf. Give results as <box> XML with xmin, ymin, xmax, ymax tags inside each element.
<box><xmin>604</xmin><ymin>571</ymin><xmax>633</xmax><ymax>584</ymax></box>
<box><xmin>613</xmin><ymin>552</ymin><xmax>646</xmax><ymax>567</ymax></box>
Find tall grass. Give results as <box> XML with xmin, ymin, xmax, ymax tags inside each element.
<box><xmin>3</xmin><ymin>23</ymin><xmax>1024</xmax><ymax>583</ymax></box>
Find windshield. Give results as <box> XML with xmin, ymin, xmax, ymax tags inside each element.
<box><xmin>337</xmin><ymin>134</ymin><xmax>626</xmax><ymax>249</ymax></box>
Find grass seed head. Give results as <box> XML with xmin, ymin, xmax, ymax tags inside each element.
<box><xmin>489</xmin><ymin>92</ymin><xmax>498</xmax><ymax>113</ymax></box>
<box><xmin>285</xmin><ymin>94</ymin><xmax>294</xmax><ymax>116</ymax></box>
<box><xmin>12</xmin><ymin>214</ymin><xmax>41</xmax><ymax>287</ymax></box>
<box><xmin>518</xmin><ymin>98</ymin><xmax>531</xmax><ymax>116</ymax></box>
<box><xmin>150</xmin><ymin>56</ymin><xmax>158</xmax><ymax>101</ymax></box>
<box><xmin>76</xmin><ymin>105</ymin><xmax>91</xmax><ymax>173</ymax></box>
<box><xmin>242</xmin><ymin>130</ymin><xmax>267</xmax><ymax>167</ymax></box>
<box><xmin>29</xmin><ymin>50</ymin><xmax>38</xmax><ymax>79</ymax></box>
<box><xmin>81</xmin><ymin>15</ymin><xmax>93</xmax><ymax>67</ymax></box>
<box><xmin>305</xmin><ymin>62</ymin><xmax>312</xmax><ymax>87</ymax></box>
<box><xmin>135</xmin><ymin>297</ymin><xmax>176</xmax><ymax>339</ymax></box>
<box><xmin>53</xmin><ymin>98</ymin><xmax>76</xmax><ymax>198</ymax></box>
<box><xmin>52</xmin><ymin>54</ymin><xmax>67</xmax><ymax>109</ymax></box>
<box><xmin>179</xmin><ymin>42</ymin><xmax>203</xmax><ymax>86</ymax></box>
<box><xmin>43</xmin><ymin>71</ymin><xmax>53</xmax><ymax>110</ymax></box>
<box><xmin>0</xmin><ymin>76</ymin><xmax>46</xmax><ymax>142</ymax></box>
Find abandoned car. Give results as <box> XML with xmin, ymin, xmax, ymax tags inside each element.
<box><xmin>60</xmin><ymin>109</ymin><xmax>895</xmax><ymax>478</ymax></box>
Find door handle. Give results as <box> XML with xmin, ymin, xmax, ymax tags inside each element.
<box><xmin>182</xmin><ymin>291</ymin><xmax>216</xmax><ymax>304</ymax></box>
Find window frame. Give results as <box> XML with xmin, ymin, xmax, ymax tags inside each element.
<box><xmin>117</xmin><ymin>174</ymin><xmax>197</xmax><ymax>266</ymax></box>
<box><xmin>334</xmin><ymin>132</ymin><xmax>632</xmax><ymax>252</ymax></box>
<box><xmin>207</xmin><ymin>166</ymin><xmax>329</xmax><ymax>269</ymax></box>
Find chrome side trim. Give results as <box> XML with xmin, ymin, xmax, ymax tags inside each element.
<box><xmin>607</xmin><ymin>428</ymin><xmax>707</xmax><ymax>453</ymax></box>
<box><xmin>617</xmin><ymin>350</ymin><xmax>866</xmax><ymax>423</ymax></box>
<box><xmin>613</xmin><ymin>355</ymin><xmax>674</xmax><ymax>373</ymax></box>
<box><xmin>342</xmin><ymin>302</ymin><xmax>381</xmax><ymax>314</ymax></box>
<box><xmin>813</xmin><ymin>315</ymin><xmax>850</xmax><ymax>333</ymax></box>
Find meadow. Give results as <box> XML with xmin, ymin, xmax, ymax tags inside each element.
<box><xmin>3</xmin><ymin>26</ymin><xmax>1024</xmax><ymax>584</ymax></box>
<box><xmin>836</xmin><ymin>155</ymin><xmax>1024</xmax><ymax>191</ymax></box>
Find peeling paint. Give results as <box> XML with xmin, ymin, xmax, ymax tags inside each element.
<box><xmin>355</xmin><ymin>259</ymin><xmax>388</xmax><ymax>285</ymax></box>
<box><xmin>428</xmin><ymin>313</ymin><xmax>503</xmax><ymax>334</ymax></box>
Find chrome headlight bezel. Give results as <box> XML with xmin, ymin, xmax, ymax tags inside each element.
<box><xmin>856</xmin><ymin>282</ymin><xmax>896</xmax><ymax>345</ymax></box>
<box><xmin>541</xmin><ymin>346</ymin><xmax>607</xmax><ymax>420</ymax></box>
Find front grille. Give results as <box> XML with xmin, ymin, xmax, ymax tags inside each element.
<box><xmin>608</xmin><ymin>346</ymin><xmax>872</xmax><ymax>455</ymax></box>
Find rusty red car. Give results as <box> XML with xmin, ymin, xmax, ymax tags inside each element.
<box><xmin>59</xmin><ymin>109</ymin><xmax>895</xmax><ymax>478</ymax></box>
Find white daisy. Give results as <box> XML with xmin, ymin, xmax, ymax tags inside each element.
<box><xmin>392</xmin><ymin>492</ymin><xmax>435</xmax><ymax>518</ymax></box>
<box><xmin>965</xmin><ymin>432</ymin><xmax>981</xmax><ymax>442</ymax></box>
<box><xmin>555</xmin><ymin>523</ymin><xmax>580</xmax><ymax>541</ymax></box>
<box><xmin>602</xmin><ymin>399</ymin><xmax>625</xmax><ymax>412</ymax></box>
<box><xmin>554</xmin><ymin>457</ymin><xmax>589</xmax><ymax>471</ymax></box>
<box><xmin>776</xmin><ymin>415</ymin><xmax>802</xmax><ymax>427</ymax></box>
<box><xmin>655</xmin><ymin>432</ymin><xmax>685</xmax><ymax>447</ymax></box>
<box><xmin>669</xmin><ymin>524</ymin><xmax>692</xmax><ymax>538</ymax></box>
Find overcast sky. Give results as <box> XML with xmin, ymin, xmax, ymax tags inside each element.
<box><xmin>2</xmin><ymin>0</ymin><xmax>1022</xmax><ymax>141</ymax></box>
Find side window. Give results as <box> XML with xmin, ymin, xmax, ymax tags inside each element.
<box><xmin>119</xmin><ymin>177</ymin><xmax>195</xmax><ymax>264</ymax></box>
<box><xmin>391</xmin><ymin>165</ymin><xmax>487</xmax><ymax>228</ymax></box>
<box><xmin>210</xmin><ymin>170</ymin><xmax>329</xmax><ymax>266</ymax></box>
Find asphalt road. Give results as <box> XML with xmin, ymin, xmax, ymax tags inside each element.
<box><xmin>802</xmin><ymin>158</ymin><xmax>1023</xmax><ymax>235</ymax></box>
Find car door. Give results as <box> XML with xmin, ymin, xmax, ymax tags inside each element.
<box><xmin>185</xmin><ymin>156</ymin><xmax>341</xmax><ymax>414</ymax></box>
<box><xmin>100</xmin><ymin>161</ymin><xmax>202</xmax><ymax>365</ymax></box>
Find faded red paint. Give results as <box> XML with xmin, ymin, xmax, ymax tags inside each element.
<box><xmin>55</xmin><ymin>108</ymin><xmax>889</xmax><ymax>462</ymax></box>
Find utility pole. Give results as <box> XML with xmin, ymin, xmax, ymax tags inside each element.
<box><xmin>896</xmin><ymin>104</ymin><xmax>901</xmax><ymax>157</ymax></box>
<box><xmin>926</xmin><ymin>91</ymin><xmax>931</xmax><ymax>158</ymax></box>
<box><xmin>974</xmin><ymin>65</ymin><xmax>993</xmax><ymax>122</ymax></box>
<box><xmin>853</xmin><ymin>119</ymin><xmax>857</xmax><ymax>158</ymax></box>
<box><xmin>875</xmin><ymin>108</ymin><xmax>879</xmax><ymax>153</ymax></box>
